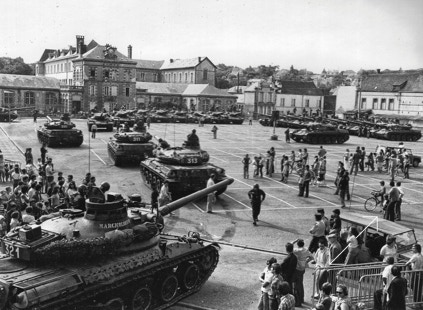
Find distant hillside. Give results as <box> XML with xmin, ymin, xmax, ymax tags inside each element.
<box><xmin>0</xmin><ymin>57</ymin><xmax>34</xmax><ymax>75</ymax></box>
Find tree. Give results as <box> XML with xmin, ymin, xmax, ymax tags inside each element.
<box><xmin>0</xmin><ymin>57</ymin><xmax>34</xmax><ymax>75</ymax></box>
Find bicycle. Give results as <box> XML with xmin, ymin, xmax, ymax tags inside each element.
<box><xmin>289</xmin><ymin>160</ymin><xmax>304</xmax><ymax>174</ymax></box>
<box><xmin>364</xmin><ymin>191</ymin><xmax>385</xmax><ymax>212</ymax></box>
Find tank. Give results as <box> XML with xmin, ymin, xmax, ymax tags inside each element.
<box><xmin>87</xmin><ymin>113</ymin><xmax>114</xmax><ymax>132</ymax></box>
<box><xmin>290</xmin><ymin>123</ymin><xmax>350</xmax><ymax>144</ymax></box>
<box><xmin>0</xmin><ymin>179</ymin><xmax>233</xmax><ymax>310</ymax></box>
<box><xmin>37</xmin><ymin>114</ymin><xmax>83</xmax><ymax>147</ymax></box>
<box><xmin>140</xmin><ymin>134</ymin><xmax>229</xmax><ymax>200</ymax></box>
<box><xmin>226</xmin><ymin>112</ymin><xmax>244</xmax><ymax>124</ymax></box>
<box><xmin>373</xmin><ymin>124</ymin><xmax>421</xmax><ymax>141</ymax></box>
<box><xmin>0</xmin><ymin>109</ymin><xmax>18</xmax><ymax>122</ymax></box>
<box><xmin>112</xmin><ymin>110</ymin><xmax>136</xmax><ymax>128</ymax></box>
<box><xmin>108</xmin><ymin>120</ymin><xmax>156</xmax><ymax>166</ymax></box>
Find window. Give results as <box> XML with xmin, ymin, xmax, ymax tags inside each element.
<box><xmin>291</xmin><ymin>98</ymin><xmax>296</xmax><ymax>107</ymax></box>
<box><xmin>74</xmin><ymin>67</ymin><xmax>82</xmax><ymax>81</ymax></box>
<box><xmin>179</xmin><ymin>73</ymin><xmax>182</xmax><ymax>82</ymax></box>
<box><xmin>185</xmin><ymin>72</ymin><xmax>188</xmax><ymax>82</ymax></box>
<box><xmin>140</xmin><ymin>72</ymin><xmax>145</xmax><ymax>81</ymax></box>
<box><xmin>154</xmin><ymin>73</ymin><xmax>158</xmax><ymax>82</ymax></box>
<box><xmin>203</xmin><ymin>69</ymin><xmax>208</xmax><ymax>80</ymax></box>
<box><xmin>61</xmin><ymin>64</ymin><xmax>63</xmax><ymax>72</ymax></box>
<box><xmin>4</xmin><ymin>91</ymin><xmax>14</xmax><ymax>106</ymax></box>
<box><xmin>372</xmin><ymin>98</ymin><xmax>378</xmax><ymax>109</ymax></box>
<box><xmin>388</xmin><ymin>98</ymin><xmax>394</xmax><ymax>110</ymax></box>
<box><xmin>380</xmin><ymin>98</ymin><xmax>386</xmax><ymax>110</ymax></box>
<box><xmin>111</xmin><ymin>86</ymin><xmax>118</xmax><ymax>96</ymax></box>
<box><xmin>124</xmin><ymin>70</ymin><xmax>130</xmax><ymax>81</ymax></box>
<box><xmin>259</xmin><ymin>92</ymin><xmax>264</xmax><ymax>102</ymax></box>
<box><xmin>24</xmin><ymin>92</ymin><xmax>35</xmax><ymax>105</ymax></box>
<box><xmin>90</xmin><ymin>68</ymin><xmax>96</xmax><ymax>78</ymax></box>
<box><xmin>104</xmin><ymin>86</ymin><xmax>111</xmax><ymax>96</ymax></box>
<box><xmin>305</xmin><ymin>99</ymin><xmax>310</xmax><ymax>108</ymax></box>
<box><xmin>125</xmin><ymin>87</ymin><xmax>130</xmax><ymax>97</ymax></box>
<box><xmin>190</xmin><ymin>72</ymin><xmax>194</xmax><ymax>82</ymax></box>
<box><xmin>104</xmin><ymin>69</ymin><xmax>110</xmax><ymax>79</ymax></box>
<box><xmin>280</xmin><ymin>98</ymin><xmax>285</xmax><ymax>107</ymax></box>
<box><xmin>173</xmin><ymin>73</ymin><xmax>176</xmax><ymax>82</ymax></box>
<box><xmin>361</xmin><ymin>98</ymin><xmax>366</xmax><ymax>109</ymax></box>
<box><xmin>46</xmin><ymin>93</ymin><xmax>56</xmax><ymax>105</ymax></box>
<box><xmin>89</xmin><ymin>85</ymin><xmax>96</xmax><ymax>96</ymax></box>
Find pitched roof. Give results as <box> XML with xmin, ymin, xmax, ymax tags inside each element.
<box><xmin>82</xmin><ymin>45</ymin><xmax>132</xmax><ymax>62</ymax></box>
<box><xmin>136</xmin><ymin>82</ymin><xmax>188</xmax><ymax>94</ymax></box>
<box><xmin>183</xmin><ymin>84</ymin><xmax>235</xmax><ymax>98</ymax></box>
<box><xmin>0</xmin><ymin>74</ymin><xmax>60</xmax><ymax>89</ymax></box>
<box><xmin>136</xmin><ymin>82</ymin><xmax>235</xmax><ymax>98</ymax></box>
<box><xmin>278</xmin><ymin>80</ymin><xmax>323</xmax><ymax>96</ymax></box>
<box><xmin>38</xmin><ymin>49</ymin><xmax>56</xmax><ymax>62</ymax></box>
<box><xmin>161</xmin><ymin>57</ymin><xmax>215</xmax><ymax>70</ymax></box>
<box><xmin>134</xmin><ymin>59</ymin><xmax>165</xmax><ymax>70</ymax></box>
<box><xmin>360</xmin><ymin>73</ymin><xmax>423</xmax><ymax>92</ymax></box>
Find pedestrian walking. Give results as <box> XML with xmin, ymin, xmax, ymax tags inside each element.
<box><xmin>211</xmin><ymin>125</ymin><xmax>218</xmax><ymax>139</ymax></box>
<box><xmin>285</xmin><ymin>128</ymin><xmax>290</xmax><ymax>143</ymax></box>
<box><xmin>248</xmin><ymin>184</ymin><xmax>265</xmax><ymax>226</ymax></box>
<box><xmin>242</xmin><ymin>154</ymin><xmax>252</xmax><ymax>179</ymax></box>
<box><xmin>338</xmin><ymin>171</ymin><xmax>349</xmax><ymax>208</ymax></box>
<box><xmin>91</xmin><ymin>123</ymin><xmax>97</xmax><ymax>138</ymax></box>
<box><xmin>206</xmin><ymin>174</ymin><xmax>216</xmax><ymax>213</ymax></box>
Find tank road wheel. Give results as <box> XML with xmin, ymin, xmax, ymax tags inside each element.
<box><xmin>200</xmin><ymin>249</ymin><xmax>218</xmax><ymax>271</ymax></box>
<box><xmin>130</xmin><ymin>286</ymin><xmax>152</xmax><ymax>310</ymax></box>
<box><xmin>330</xmin><ymin>137</ymin><xmax>337</xmax><ymax>144</ymax></box>
<box><xmin>158</xmin><ymin>274</ymin><xmax>179</xmax><ymax>303</ymax></box>
<box><xmin>179</xmin><ymin>263</ymin><xmax>200</xmax><ymax>291</ymax></box>
<box><xmin>413</xmin><ymin>159</ymin><xmax>419</xmax><ymax>168</ymax></box>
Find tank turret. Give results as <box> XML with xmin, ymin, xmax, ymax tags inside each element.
<box><xmin>290</xmin><ymin>123</ymin><xmax>350</xmax><ymax>144</ymax></box>
<box><xmin>0</xmin><ymin>179</ymin><xmax>233</xmax><ymax>309</ymax></box>
<box><xmin>37</xmin><ymin>115</ymin><xmax>83</xmax><ymax>147</ymax></box>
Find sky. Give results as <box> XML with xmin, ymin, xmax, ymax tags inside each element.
<box><xmin>1</xmin><ymin>0</ymin><xmax>422</xmax><ymax>73</ymax></box>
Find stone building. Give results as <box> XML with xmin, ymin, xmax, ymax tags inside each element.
<box><xmin>136</xmin><ymin>82</ymin><xmax>237</xmax><ymax>112</ymax></box>
<box><xmin>0</xmin><ymin>74</ymin><xmax>60</xmax><ymax>113</ymax></box>
<box><xmin>36</xmin><ymin>36</ymin><xmax>137</xmax><ymax>113</ymax></box>
<box><xmin>243</xmin><ymin>80</ymin><xmax>276</xmax><ymax>118</ymax></box>
<box><xmin>358</xmin><ymin>72</ymin><xmax>423</xmax><ymax>116</ymax></box>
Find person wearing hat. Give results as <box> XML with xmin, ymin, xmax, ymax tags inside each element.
<box><xmin>380</xmin><ymin>235</ymin><xmax>398</xmax><ymax>263</ymax></box>
<box><xmin>206</xmin><ymin>174</ymin><xmax>216</xmax><ymax>213</ymax></box>
<box><xmin>248</xmin><ymin>184</ymin><xmax>265</xmax><ymax>225</ymax></box>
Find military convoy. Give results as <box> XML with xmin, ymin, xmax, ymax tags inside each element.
<box><xmin>37</xmin><ymin>114</ymin><xmax>83</xmax><ymax>147</ymax></box>
<box><xmin>107</xmin><ymin>120</ymin><xmax>156</xmax><ymax>166</ymax></box>
<box><xmin>140</xmin><ymin>131</ymin><xmax>229</xmax><ymax>200</ymax></box>
<box><xmin>0</xmin><ymin>179</ymin><xmax>233</xmax><ymax>309</ymax></box>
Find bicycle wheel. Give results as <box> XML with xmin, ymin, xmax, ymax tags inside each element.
<box><xmin>364</xmin><ymin>197</ymin><xmax>378</xmax><ymax>212</ymax></box>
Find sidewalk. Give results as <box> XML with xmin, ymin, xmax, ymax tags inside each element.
<box><xmin>0</xmin><ymin>124</ymin><xmax>25</xmax><ymax>165</ymax></box>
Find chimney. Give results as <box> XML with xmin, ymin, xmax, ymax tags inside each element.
<box><xmin>127</xmin><ymin>45</ymin><xmax>132</xmax><ymax>59</ymax></box>
<box><xmin>376</xmin><ymin>69</ymin><xmax>381</xmax><ymax>74</ymax></box>
<box><xmin>170</xmin><ymin>59</ymin><xmax>174</xmax><ymax>63</ymax></box>
<box><xmin>76</xmin><ymin>35</ymin><xmax>85</xmax><ymax>55</ymax></box>
<box><xmin>198</xmin><ymin>57</ymin><xmax>202</xmax><ymax>63</ymax></box>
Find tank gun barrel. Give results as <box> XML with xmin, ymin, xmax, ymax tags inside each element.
<box><xmin>46</xmin><ymin>116</ymin><xmax>53</xmax><ymax>122</ymax></box>
<box><xmin>159</xmin><ymin>178</ymin><xmax>234</xmax><ymax>216</ymax></box>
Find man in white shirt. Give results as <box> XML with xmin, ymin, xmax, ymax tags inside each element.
<box><xmin>405</xmin><ymin>244</ymin><xmax>423</xmax><ymax>304</ymax></box>
<box><xmin>206</xmin><ymin>174</ymin><xmax>216</xmax><ymax>213</ymax></box>
<box><xmin>395</xmin><ymin>181</ymin><xmax>404</xmax><ymax>221</ymax></box>
<box><xmin>373</xmin><ymin>256</ymin><xmax>395</xmax><ymax>310</ymax></box>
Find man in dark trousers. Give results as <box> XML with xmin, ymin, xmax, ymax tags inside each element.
<box><xmin>386</xmin><ymin>181</ymin><xmax>400</xmax><ymax>222</ymax></box>
<box><xmin>248</xmin><ymin>184</ymin><xmax>265</xmax><ymax>226</ymax></box>
<box><xmin>350</xmin><ymin>147</ymin><xmax>361</xmax><ymax>176</ymax></box>
<box><xmin>281</xmin><ymin>242</ymin><xmax>298</xmax><ymax>294</ymax></box>
<box><xmin>386</xmin><ymin>266</ymin><xmax>407</xmax><ymax>310</ymax></box>
<box><xmin>40</xmin><ymin>144</ymin><xmax>47</xmax><ymax>165</ymax></box>
<box><xmin>285</xmin><ymin>128</ymin><xmax>290</xmax><ymax>143</ymax></box>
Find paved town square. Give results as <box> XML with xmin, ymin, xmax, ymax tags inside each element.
<box><xmin>1</xmin><ymin>118</ymin><xmax>422</xmax><ymax>309</ymax></box>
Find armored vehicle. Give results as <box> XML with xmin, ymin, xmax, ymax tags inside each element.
<box><xmin>150</xmin><ymin>110</ymin><xmax>171</xmax><ymax>123</ymax></box>
<box><xmin>0</xmin><ymin>109</ymin><xmax>18</xmax><ymax>122</ymax></box>
<box><xmin>290</xmin><ymin>123</ymin><xmax>350</xmax><ymax>144</ymax></box>
<box><xmin>112</xmin><ymin>110</ymin><xmax>136</xmax><ymax>128</ymax></box>
<box><xmin>0</xmin><ymin>179</ymin><xmax>233</xmax><ymax>310</ymax></box>
<box><xmin>226</xmin><ymin>112</ymin><xmax>244</xmax><ymax>124</ymax></box>
<box><xmin>140</xmin><ymin>133</ymin><xmax>229</xmax><ymax>200</ymax></box>
<box><xmin>108</xmin><ymin>120</ymin><xmax>156</xmax><ymax>166</ymax></box>
<box><xmin>37</xmin><ymin>114</ymin><xmax>83</xmax><ymax>147</ymax></box>
<box><xmin>373</xmin><ymin>124</ymin><xmax>421</xmax><ymax>142</ymax></box>
<box><xmin>87</xmin><ymin>113</ymin><xmax>114</xmax><ymax>132</ymax></box>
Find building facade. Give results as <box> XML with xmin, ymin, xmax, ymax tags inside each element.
<box><xmin>36</xmin><ymin>36</ymin><xmax>137</xmax><ymax>113</ymax></box>
<box><xmin>0</xmin><ymin>74</ymin><xmax>60</xmax><ymax>113</ymax></box>
<box><xmin>358</xmin><ymin>72</ymin><xmax>423</xmax><ymax>116</ymax></box>
<box><xmin>275</xmin><ymin>80</ymin><xmax>324</xmax><ymax>115</ymax></box>
<box><xmin>243</xmin><ymin>80</ymin><xmax>276</xmax><ymax>117</ymax></box>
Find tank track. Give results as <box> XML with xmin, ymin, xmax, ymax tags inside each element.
<box><xmin>38</xmin><ymin>244</ymin><xmax>219</xmax><ymax>310</ymax></box>
<box><xmin>37</xmin><ymin>131</ymin><xmax>83</xmax><ymax>147</ymax></box>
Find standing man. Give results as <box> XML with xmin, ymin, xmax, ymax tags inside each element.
<box><xmin>395</xmin><ymin>181</ymin><xmax>404</xmax><ymax>221</ymax></box>
<box><xmin>249</xmin><ymin>116</ymin><xmax>252</xmax><ymax>125</ymax></box>
<box><xmin>91</xmin><ymin>123</ymin><xmax>98</xmax><ymax>138</ymax></box>
<box><xmin>302</xmin><ymin>165</ymin><xmax>312</xmax><ymax>198</ymax></box>
<box><xmin>386</xmin><ymin>181</ymin><xmax>400</xmax><ymax>222</ymax></box>
<box><xmin>33</xmin><ymin>109</ymin><xmax>38</xmax><ymax>122</ymax></box>
<box><xmin>158</xmin><ymin>181</ymin><xmax>172</xmax><ymax>207</ymax></box>
<box><xmin>338</xmin><ymin>171</ymin><xmax>349</xmax><ymax>208</ymax></box>
<box><xmin>211</xmin><ymin>125</ymin><xmax>218</xmax><ymax>139</ymax></box>
<box><xmin>317</xmin><ymin>146</ymin><xmax>326</xmax><ymax>158</ymax></box>
<box><xmin>285</xmin><ymin>128</ymin><xmax>290</xmax><ymax>143</ymax></box>
<box><xmin>405</xmin><ymin>244</ymin><xmax>423</xmax><ymax>305</ymax></box>
<box><xmin>248</xmin><ymin>184</ymin><xmax>265</xmax><ymax>226</ymax></box>
<box><xmin>386</xmin><ymin>266</ymin><xmax>408</xmax><ymax>310</ymax></box>
<box><xmin>242</xmin><ymin>154</ymin><xmax>252</xmax><ymax>179</ymax></box>
<box><xmin>308</xmin><ymin>213</ymin><xmax>326</xmax><ymax>253</ymax></box>
<box><xmin>350</xmin><ymin>147</ymin><xmax>361</xmax><ymax>176</ymax></box>
<box><xmin>206</xmin><ymin>174</ymin><xmax>216</xmax><ymax>213</ymax></box>
<box><xmin>281</xmin><ymin>243</ymin><xmax>298</xmax><ymax>294</ymax></box>
<box><xmin>390</xmin><ymin>154</ymin><xmax>398</xmax><ymax>183</ymax></box>
<box><xmin>40</xmin><ymin>143</ymin><xmax>48</xmax><ymax>165</ymax></box>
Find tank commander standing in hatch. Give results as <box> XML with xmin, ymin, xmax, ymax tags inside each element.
<box><xmin>185</xmin><ymin>129</ymin><xmax>200</xmax><ymax>148</ymax></box>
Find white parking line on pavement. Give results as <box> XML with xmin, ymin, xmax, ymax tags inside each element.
<box><xmin>91</xmin><ymin>149</ymin><xmax>107</xmax><ymax>165</ymax></box>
